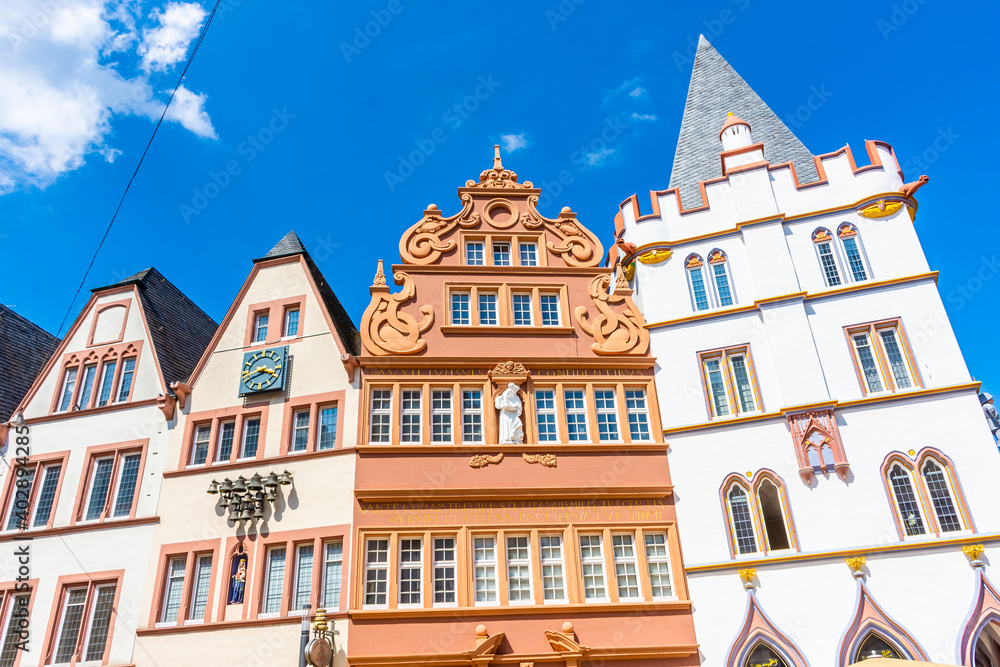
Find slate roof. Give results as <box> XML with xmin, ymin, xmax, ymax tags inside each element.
<box><xmin>669</xmin><ymin>36</ymin><xmax>819</xmax><ymax>209</ymax></box>
<box><xmin>92</xmin><ymin>268</ymin><xmax>218</xmax><ymax>389</ymax></box>
<box><xmin>255</xmin><ymin>231</ymin><xmax>361</xmax><ymax>356</ymax></box>
<box><xmin>0</xmin><ymin>306</ymin><xmax>59</xmax><ymax>421</ymax></box>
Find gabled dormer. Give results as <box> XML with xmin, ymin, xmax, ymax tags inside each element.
<box><xmin>16</xmin><ymin>268</ymin><xmax>217</xmax><ymax>423</ymax></box>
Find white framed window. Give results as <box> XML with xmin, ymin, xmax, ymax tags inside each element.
<box><xmin>318</xmin><ymin>406</ymin><xmax>338</xmax><ymax>450</ymax></box>
<box><xmin>30</xmin><ymin>463</ymin><xmax>62</xmax><ymax>529</ymax></box>
<box><xmin>96</xmin><ymin>359</ymin><xmax>117</xmax><ymax>407</ymax></box>
<box><xmin>76</xmin><ymin>364</ymin><xmax>97</xmax><ymax>410</ymax></box>
<box><xmin>539</xmin><ymin>534</ymin><xmax>566</xmax><ymax>603</ymax></box>
<box><xmin>261</xmin><ymin>546</ymin><xmax>286</xmax><ymax>616</ymax></box>
<box><xmin>708</xmin><ymin>251</ymin><xmax>735</xmax><ymax>307</ymax></box>
<box><xmin>398</xmin><ymin>538</ymin><xmax>422</xmax><ymax>606</ymax></box>
<box><xmin>188</xmin><ymin>554</ymin><xmax>213</xmax><ymax>621</ymax></box>
<box><xmin>400</xmin><ymin>389</ymin><xmax>422</xmax><ymax>443</ymax></box>
<box><xmin>816</xmin><ymin>239</ymin><xmax>842</xmax><ymax>287</ymax></box>
<box><xmin>253</xmin><ymin>312</ymin><xmax>269</xmax><ymax>343</ymax></box>
<box><xmin>611</xmin><ymin>533</ymin><xmax>641</xmax><ymax>600</ymax></box>
<box><xmin>536</xmin><ymin>389</ymin><xmax>558</xmax><ymax>443</ymax></box>
<box><xmin>701</xmin><ymin>349</ymin><xmax>759</xmax><ymax>419</ymax></box>
<box><xmin>161</xmin><ymin>557</ymin><xmax>186</xmax><ymax>623</ymax></box>
<box><xmin>191</xmin><ymin>424</ymin><xmax>211</xmax><ymax>465</ymax></box>
<box><xmin>852</xmin><ymin>331</ymin><xmax>886</xmax><ymax>394</ymax></box>
<box><xmin>239</xmin><ymin>417</ymin><xmax>261</xmax><ymax>459</ymax></box>
<box><xmin>838</xmin><ymin>224</ymin><xmax>870</xmax><ymax>282</ymax></box>
<box><xmin>363</xmin><ymin>539</ymin><xmax>389</xmax><ymax>607</ymax></box>
<box><xmin>540</xmin><ymin>293</ymin><xmax>561</xmax><ymax>326</ymax></box>
<box><xmin>579</xmin><ymin>534</ymin><xmax>608</xmax><ymax>602</ymax></box>
<box><xmin>215</xmin><ymin>421</ymin><xmax>236</xmax><ymax>462</ymax></box>
<box><xmin>290</xmin><ymin>410</ymin><xmax>310</xmax><ymax>453</ymax></box>
<box><xmin>478</xmin><ymin>291</ymin><xmax>498</xmax><ymax>325</ymax></box>
<box><xmin>433</xmin><ymin>537</ymin><xmax>457</xmax><ymax>606</ymax></box>
<box><xmin>322</xmin><ymin>541</ymin><xmax>343</xmax><ymax>608</ymax></box>
<box><xmin>506</xmin><ymin>535</ymin><xmax>532</xmax><ymax>604</ymax></box>
<box><xmin>564</xmin><ymin>389</ymin><xmax>589</xmax><ymax>442</ymax></box>
<box><xmin>450</xmin><ymin>292</ymin><xmax>470</xmax><ymax>325</ymax></box>
<box><xmin>54</xmin><ymin>582</ymin><xmax>117</xmax><ymax>664</ymax></box>
<box><xmin>293</xmin><ymin>544</ymin><xmax>314</xmax><ymax>612</ymax></box>
<box><xmin>643</xmin><ymin>532</ymin><xmax>673</xmax><ymax>599</ymax></box>
<box><xmin>594</xmin><ymin>389</ymin><xmax>620</xmax><ymax>442</ymax></box>
<box><xmin>512</xmin><ymin>293</ymin><xmax>533</xmax><ymax>325</ymax></box>
<box><xmin>283</xmin><ymin>308</ymin><xmax>300</xmax><ymax>338</ymax></box>
<box><xmin>921</xmin><ymin>459</ymin><xmax>963</xmax><ymax>532</ymax></box>
<box><xmin>686</xmin><ymin>256</ymin><xmax>710</xmax><ymax>311</ymax></box>
<box><xmin>462</xmin><ymin>389</ymin><xmax>484</xmax><ymax>443</ymax></box>
<box><xmin>115</xmin><ymin>357</ymin><xmax>136</xmax><ymax>403</ymax></box>
<box><xmin>370</xmin><ymin>390</ymin><xmax>392</xmax><ymax>443</ymax></box>
<box><xmin>726</xmin><ymin>484</ymin><xmax>758</xmax><ymax>555</ymax></box>
<box><xmin>888</xmin><ymin>464</ymin><xmax>926</xmax><ymax>537</ymax></box>
<box><xmin>431</xmin><ymin>389</ymin><xmax>453</xmax><ymax>443</ymax></box>
<box><xmin>624</xmin><ymin>390</ymin><xmax>651</xmax><ymax>441</ymax></box>
<box><xmin>878</xmin><ymin>327</ymin><xmax>913</xmax><ymax>390</ymax></box>
<box><xmin>466</xmin><ymin>241</ymin><xmax>485</xmax><ymax>266</ymax></box>
<box><xmin>493</xmin><ymin>242</ymin><xmax>511</xmax><ymax>266</ymax></box>
<box><xmin>519</xmin><ymin>242</ymin><xmax>538</xmax><ymax>266</ymax></box>
<box><xmin>473</xmin><ymin>536</ymin><xmax>498</xmax><ymax>605</ymax></box>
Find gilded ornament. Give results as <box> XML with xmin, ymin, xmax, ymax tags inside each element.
<box><xmin>622</xmin><ymin>261</ymin><xmax>635</xmax><ymax>281</ymax></box>
<box><xmin>575</xmin><ymin>274</ymin><xmax>649</xmax><ymax>355</ymax></box>
<box><xmin>963</xmin><ymin>544</ymin><xmax>986</xmax><ymax>559</ymax></box>
<box><xmin>522</xmin><ymin>453</ymin><xmax>557</xmax><ymax>468</ymax></box>
<box><xmin>738</xmin><ymin>568</ymin><xmax>756</xmax><ymax>582</ymax></box>
<box><xmin>360</xmin><ymin>270</ymin><xmax>434</xmax><ymax>356</ymax></box>
<box><xmin>637</xmin><ymin>248</ymin><xmax>672</xmax><ymax>265</ymax></box>
<box><xmin>469</xmin><ymin>453</ymin><xmax>504</xmax><ymax>469</ymax></box>
<box><xmin>858</xmin><ymin>199</ymin><xmax>903</xmax><ymax>219</ymax></box>
<box><xmin>845</xmin><ymin>556</ymin><xmax>866</xmax><ymax>572</ymax></box>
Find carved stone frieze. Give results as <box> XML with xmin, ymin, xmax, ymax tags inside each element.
<box><xmin>360</xmin><ymin>266</ymin><xmax>434</xmax><ymax>356</ymax></box>
<box><xmin>575</xmin><ymin>274</ymin><xmax>649</xmax><ymax>355</ymax></box>
<box><xmin>522</xmin><ymin>453</ymin><xmax>556</xmax><ymax>468</ymax></box>
<box><xmin>469</xmin><ymin>453</ymin><xmax>504</xmax><ymax>469</ymax></box>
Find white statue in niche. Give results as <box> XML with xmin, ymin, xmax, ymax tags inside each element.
<box><xmin>495</xmin><ymin>382</ymin><xmax>524</xmax><ymax>444</ymax></box>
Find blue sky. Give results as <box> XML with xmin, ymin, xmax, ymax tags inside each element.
<box><xmin>2</xmin><ymin>0</ymin><xmax>998</xmax><ymax>393</ymax></box>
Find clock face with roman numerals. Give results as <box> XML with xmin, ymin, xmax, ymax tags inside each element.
<box><xmin>239</xmin><ymin>346</ymin><xmax>287</xmax><ymax>396</ymax></box>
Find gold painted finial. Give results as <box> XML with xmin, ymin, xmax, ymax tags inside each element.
<box><xmin>846</xmin><ymin>556</ymin><xmax>866</xmax><ymax>573</ymax></box>
<box><xmin>738</xmin><ymin>568</ymin><xmax>756</xmax><ymax>583</ymax></box>
<box><xmin>493</xmin><ymin>144</ymin><xmax>503</xmax><ymax>170</ymax></box>
<box><xmin>963</xmin><ymin>544</ymin><xmax>986</xmax><ymax>568</ymax></box>
<box><xmin>727</xmin><ymin>111</ymin><xmax>734</xmax><ymax>116</ymax></box>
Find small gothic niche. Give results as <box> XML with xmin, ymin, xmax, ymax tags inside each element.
<box><xmin>786</xmin><ymin>407</ymin><xmax>849</xmax><ymax>482</ymax></box>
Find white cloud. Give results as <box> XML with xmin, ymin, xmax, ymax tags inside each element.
<box><xmin>630</xmin><ymin>112</ymin><xmax>656</xmax><ymax>122</ymax></box>
<box><xmin>500</xmin><ymin>133</ymin><xmax>527</xmax><ymax>152</ymax></box>
<box><xmin>628</xmin><ymin>86</ymin><xmax>645</xmax><ymax>98</ymax></box>
<box><xmin>0</xmin><ymin>0</ymin><xmax>215</xmax><ymax>194</ymax></box>
<box><xmin>604</xmin><ymin>77</ymin><xmax>641</xmax><ymax>104</ymax></box>
<box><xmin>165</xmin><ymin>85</ymin><xmax>216</xmax><ymax>138</ymax></box>
<box><xmin>139</xmin><ymin>2</ymin><xmax>205</xmax><ymax>72</ymax></box>
<box><xmin>584</xmin><ymin>147</ymin><xmax>615</xmax><ymax>166</ymax></box>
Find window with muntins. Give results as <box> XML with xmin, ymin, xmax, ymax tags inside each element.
<box><xmin>701</xmin><ymin>347</ymin><xmax>759</xmax><ymax>419</ymax></box>
<box><xmin>685</xmin><ymin>255</ymin><xmax>710</xmax><ymax>311</ymax></box>
<box><xmin>364</xmin><ymin>539</ymin><xmax>389</xmax><ymax>607</ymax></box>
<box><xmin>519</xmin><ymin>242</ymin><xmax>538</xmax><ymax>266</ymax></box>
<box><xmin>564</xmin><ymin>390</ymin><xmax>589</xmax><ymax>442</ymax></box>
<box><xmin>540</xmin><ymin>535</ymin><xmax>566</xmax><ymax>602</ymax></box>
<box><xmin>888</xmin><ymin>464</ymin><xmax>925</xmax><ymax>537</ymax></box>
<box><xmin>594</xmin><ymin>389</ymin><xmax>620</xmax><ymax>442</ymax></box>
<box><xmin>506</xmin><ymin>535</ymin><xmax>532</xmax><ymax>603</ymax></box>
<box><xmin>399</xmin><ymin>538</ymin><xmax>422</xmax><ymax>606</ymax></box>
<box><xmin>493</xmin><ymin>242</ymin><xmax>511</xmax><ymax>266</ymax></box>
<box><xmin>370</xmin><ymin>390</ymin><xmax>392</xmax><ymax>443</ymax></box>
<box><xmin>847</xmin><ymin>321</ymin><xmax>918</xmax><ymax>395</ymax></box>
<box><xmin>466</xmin><ymin>242</ymin><xmax>484</xmax><ymax>266</ymax></box>
<box><xmin>883</xmin><ymin>452</ymin><xmax>970</xmax><ymax>539</ymax></box>
<box><xmin>433</xmin><ymin>537</ymin><xmax>456</xmax><ymax>606</ymax></box>
<box><xmin>254</xmin><ymin>313</ymin><xmax>269</xmax><ymax>343</ymax></box>
<box><xmin>400</xmin><ymin>390</ymin><xmax>422</xmax><ymax>443</ymax></box>
<box><xmin>450</xmin><ymin>292</ymin><xmax>470</xmax><ymax>325</ymax></box>
<box><xmin>431</xmin><ymin>389</ymin><xmax>453</xmax><ymax>443</ymax></box>
<box><xmin>52</xmin><ymin>581</ymin><xmax>117</xmax><ymax>664</ymax></box>
<box><xmin>727</xmin><ymin>485</ymin><xmax>758</xmax><ymax>555</ymax></box>
<box><xmin>79</xmin><ymin>448</ymin><xmax>143</xmax><ymax>523</ymax></box>
<box><xmin>723</xmin><ymin>474</ymin><xmax>796</xmax><ymax>558</ymax></box>
<box><xmin>579</xmin><ymin>534</ymin><xmax>608</xmax><ymax>602</ymax></box>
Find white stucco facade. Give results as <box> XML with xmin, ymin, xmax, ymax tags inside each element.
<box><xmin>619</xmin><ymin>117</ymin><xmax>1000</xmax><ymax>666</ymax></box>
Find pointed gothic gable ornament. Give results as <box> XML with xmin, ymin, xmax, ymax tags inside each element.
<box><xmin>959</xmin><ymin>569</ymin><xmax>1000</xmax><ymax>666</ymax></box>
<box><xmin>785</xmin><ymin>407</ymin><xmax>849</xmax><ymax>482</ymax></box>
<box><xmin>726</xmin><ymin>589</ymin><xmax>809</xmax><ymax>667</ymax></box>
<box><xmin>835</xmin><ymin>578</ymin><xmax>929</xmax><ymax>665</ymax></box>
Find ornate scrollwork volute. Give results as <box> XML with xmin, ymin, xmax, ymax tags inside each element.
<box><xmin>361</xmin><ymin>262</ymin><xmax>434</xmax><ymax>356</ymax></box>
<box><xmin>399</xmin><ymin>195</ymin><xmax>481</xmax><ymax>265</ymax></box>
<box><xmin>520</xmin><ymin>196</ymin><xmax>602</xmax><ymax>268</ymax></box>
<box><xmin>575</xmin><ymin>274</ymin><xmax>649</xmax><ymax>355</ymax></box>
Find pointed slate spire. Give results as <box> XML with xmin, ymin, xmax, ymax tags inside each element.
<box><xmin>669</xmin><ymin>36</ymin><xmax>818</xmax><ymax>208</ymax></box>
<box><xmin>258</xmin><ymin>230</ymin><xmax>307</xmax><ymax>261</ymax></box>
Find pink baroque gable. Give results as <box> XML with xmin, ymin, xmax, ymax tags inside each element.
<box><xmin>836</xmin><ymin>578</ymin><xmax>929</xmax><ymax>665</ymax></box>
<box><xmin>785</xmin><ymin>406</ymin><xmax>849</xmax><ymax>482</ymax></box>
<box><xmin>959</xmin><ymin>567</ymin><xmax>1000</xmax><ymax>666</ymax></box>
<box><xmin>726</xmin><ymin>589</ymin><xmax>810</xmax><ymax>667</ymax></box>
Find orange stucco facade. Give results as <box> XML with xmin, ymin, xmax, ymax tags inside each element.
<box><xmin>348</xmin><ymin>149</ymin><xmax>699</xmax><ymax>666</ymax></box>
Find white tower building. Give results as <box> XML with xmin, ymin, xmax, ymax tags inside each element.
<box><xmin>615</xmin><ymin>36</ymin><xmax>1000</xmax><ymax>667</ymax></box>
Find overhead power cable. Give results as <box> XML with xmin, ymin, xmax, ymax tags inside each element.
<box><xmin>56</xmin><ymin>0</ymin><xmax>224</xmax><ymax>336</ymax></box>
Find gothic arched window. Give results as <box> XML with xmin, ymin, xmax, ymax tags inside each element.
<box><xmin>727</xmin><ymin>483</ymin><xmax>758</xmax><ymax>555</ymax></box>
<box><xmin>855</xmin><ymin>632</ymin><xmax>904</xmax><ymax>661</ymax></box>
<box><xmin>744</xmin><ymin>642</ymin><xmax>790</xmax><ymax>667</ymax></box>
<box><xmin>757</xmin><ymin>478</ymin><xmax>791</xmax><ymax>551</ymax></box>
